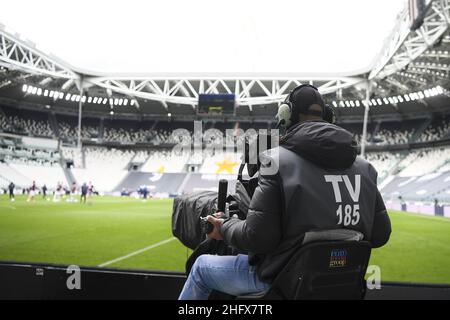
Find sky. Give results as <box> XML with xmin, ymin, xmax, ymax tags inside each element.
<box><xmin>0</xmin><ymin>0</ymin><xmax>406</xmax><ymax>75</ymax></box>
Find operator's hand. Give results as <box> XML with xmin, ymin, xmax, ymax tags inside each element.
<box><xmin>207</xmin><ymin>215</ymin><xmax>224</xmax><ymax>240</ymax></box>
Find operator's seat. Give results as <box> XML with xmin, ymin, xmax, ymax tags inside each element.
<box><xmin>236</xmin><ymin>229</ymin><xmax>371</xmax><ymax>300</ymax></box>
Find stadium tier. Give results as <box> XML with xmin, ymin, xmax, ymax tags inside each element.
<box><xmin>1</xmin><ymin>104</ymin><xmax>449</xmax><ymax>206</ymax></box>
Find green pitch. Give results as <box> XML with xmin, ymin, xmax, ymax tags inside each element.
<box><xmin>0</xmin><ymin>195</ymin><xmax>449</xmax><ymax>284</ymax></box>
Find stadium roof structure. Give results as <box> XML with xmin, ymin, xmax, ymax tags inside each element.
<box><xmin>0</xmin><ymin>0</ymin><xmax>449</xmax><ymax>114</ymax></box>
<box><xmin>1</xmin><ymin>0</ymin><xmax>407</xmax><ymax>75</ymax></box>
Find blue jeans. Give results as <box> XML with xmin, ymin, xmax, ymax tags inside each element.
<box><xmin>178</xmin><ymin>254</ymin><xmax>270</xmax><ymax>300</ymax></box>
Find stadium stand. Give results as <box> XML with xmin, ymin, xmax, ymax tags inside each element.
<box><xmin>181</xmin><ymin>173</ymin><xmax>238</xmax><ymax>194</ymax></box>
<box><xmin>9</xmin><ymin>162</ymin><xmax>66</xmax><ymax>189</ymax></box>
<box><xmin>115</xmin><ymin>172</ymin><xmax>187</xmax><ymax>195</ymax></box>
<box><xmin>2</xmin><ymin>106</ymin><xmax>449</xmax><ymax>147</ymax></box>
<box><xmin>141</xmin><ymin>149</ymin><xmax>189</xmax><ymax>173</ymax></box>
<box><xmin>416</xmin><ymin>114</ymin><xmax>450</xmax><ymax>142</ymax></box>
<box><xmin>365</xmin><ymin>152</ymin><xmax>402</xmax><ymax>180</ymax></box>
<box><xmin>61</xmin><ymin>147</ymin><xmax>83</xmax><ymax>167</ymax></box>
<box><xmin>397</xmin><ymin>148</ymin><xmax>450</xmax><ymax>177</ymax></box>
<box><xmin>381</xmin><ymin>171</ymin><xmax>450</xmax><ymax>203</ymax></box>
<box><xmin>0</xmin><ymin>132</ymin><xmax>62</xmax><ymax>189</ymax></box>
<box><xmin>379</xmin><ymin>147</ymin><xmax>450</xmax><ymax>203</ymax></box>
<box><xmin>1</xmin><ymin>103</ymin><xmax>450</xmax><ymax>203</ymax></box>
<box><xmin>0</xmin><ymin>162</ymin><xmax>32</xmax><ymax>188</ymax></box>
<box><xmin>0</xmin><ymin>109</ymin><xmax>53</xmax><ymax>138</ymax></box>
<box><xmin>199</xmin><ymin>151</ymin><xmax>241</xmax><ymax>174</ymax></box>
<box><xmin>69</xmin><ymin>147</ymin><xmax>133</xmax><ymax>192</ymax></box>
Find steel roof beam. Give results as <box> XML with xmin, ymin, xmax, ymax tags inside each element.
<box><xmin>86</xmin><ymin>76</ymin><xmax>365</xmax><ymax>106</ymax></box>
<box><xmin>0</xmin><ymin>28</ymin><xmax>77</xmax><ymax>80</ymax></box>
<box><xmin>369</xmin><ymin>0</ymin><xmax>450</xmax><ymax>80</ymax></box>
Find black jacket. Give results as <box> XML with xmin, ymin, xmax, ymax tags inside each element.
<box><xmin>220</xmin><ymin>120</ymin><xmax>391</xmax><ymax>283</ymax></box>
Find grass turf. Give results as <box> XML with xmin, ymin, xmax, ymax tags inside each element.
<box><xmin>0</xmin><ymin>195</ymin><xmax>449</xmax><ymax>284</ymax></box>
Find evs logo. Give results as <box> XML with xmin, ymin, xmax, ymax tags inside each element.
<box><xmin>329</xmin><ymin>249</ymin><xmax>347</xmax><ymax>268</ymax></box>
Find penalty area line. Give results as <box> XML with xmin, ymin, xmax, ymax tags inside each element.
<box><xmin>98</xmin><ymin>237</ymin><xmax>176</xmax><ymax>267</ymax></box>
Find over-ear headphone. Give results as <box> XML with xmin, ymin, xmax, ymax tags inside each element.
<box><xmin>323</xmin><ymin>103</ymin><xmax>336</xmax><ymax>124</ymax></box>
<box><xmin>276</xmin><ymin>84</ymin><xmax>335</xmax><ymax>128</ymax></box>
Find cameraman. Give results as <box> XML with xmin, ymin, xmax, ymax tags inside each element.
<box><xmin>179</xmin><ymin>85</ymin><xmax>391</xmax><ymax>300</ymax></box>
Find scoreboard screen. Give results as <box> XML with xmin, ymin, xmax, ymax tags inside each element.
<box><xmin>197</xmin><ymin>94</ymin><xmax>235</xmax><ymax>115</ymax></box>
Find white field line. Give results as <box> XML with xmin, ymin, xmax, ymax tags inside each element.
<box><xmin>98</xmin><ymin>237</ymin><xmax>176</xmax><ymax>267</ymax></box>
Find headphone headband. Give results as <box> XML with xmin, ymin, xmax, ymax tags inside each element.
<box><xmin>276</xmin><ymin>84</ymin><xmax>324</xmax><ymax>128</ymax></box>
